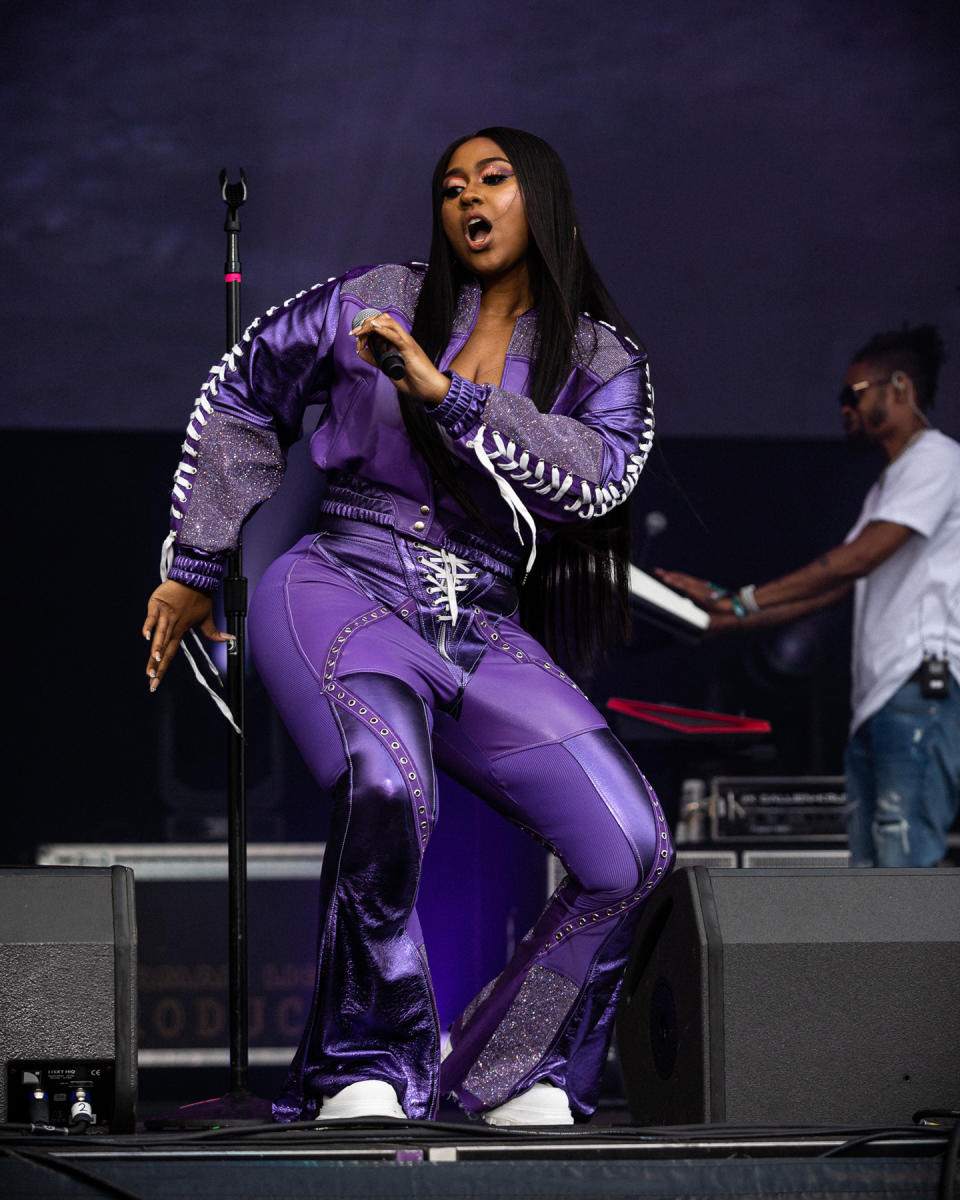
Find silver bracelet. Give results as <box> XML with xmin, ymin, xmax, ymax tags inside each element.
<box><xmin>738</xmin><ymin>584</ymin><xmax>760</xmax><ymax>614</ymax></box>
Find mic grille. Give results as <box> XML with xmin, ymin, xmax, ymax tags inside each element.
<box><xmin>351</xmin><ymin>307</ymin><xmax>381</xmax><ymax>330</ymax></box>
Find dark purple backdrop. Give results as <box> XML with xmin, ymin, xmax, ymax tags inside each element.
<box><xmin>3</xmin><ymin>0</ymin><xmax>959</xmax><ymax>859</ymax></box>
<box><xmin>3</xmin><ymin>0</ymin><xmax>958</xmax><ymax>437</ymax></box>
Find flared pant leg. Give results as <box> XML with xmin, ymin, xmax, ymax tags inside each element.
<box><xmin>249</xmin><ymin>530</ymin><xmax>673</xmax><ymax>1123</ymax></box>
<box><xmin>249</xmin><ymin>537</ymin><xmax>460</xmax><ymax>1120</ymax></box>
<box><xmin>435</xmin><ymin>609</ymin><xmax>674</xmax><ymax>1120</ymax></box>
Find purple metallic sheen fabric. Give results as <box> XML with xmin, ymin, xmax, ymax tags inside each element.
<box><xmin>247</xmin><ymin>521</ymin><xmax>672</xmax><ymax>1121</ymax></box>
<box><xmin>433</xmin><ymin>370</ymin><xmax>485</xmax><ymax>439</ymax></box>
<box><xmin>159</xmin><ymin>261</ymin><xmax>668</xmax><ymax>1120</ymax></box>
<box><xmin>438</xmin><ymin>730</ymin><xmax>672</xmax><ymax>1119</ymax></box>
<box><xmin>166</xmin><ymin>544</ymin><xmax>229</xmax><ymax>593</ymax></box>
<box><xmin>165</xmin><ymin>262</ymin><xmax>652</xmax><ymax>584</ymax></box>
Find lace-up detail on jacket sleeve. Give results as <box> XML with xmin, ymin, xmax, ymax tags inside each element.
<box><xmin>429</xmin><ymin>332</ymin><xmax>655</xmax><ymax>573</ymax></box>
<box><xmin>163</xmin><ymin>277</ymin><xmax>344</xmax><ymax>591</ymax></box>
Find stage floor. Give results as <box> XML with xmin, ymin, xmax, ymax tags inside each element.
<box><xmin>1</xmin><ymin>1102</ymin><xmax>952</xmax><ymax>1199</ymax></box>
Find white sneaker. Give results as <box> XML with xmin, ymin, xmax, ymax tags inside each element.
<box><xmin>482</xmin><ymin>1082</ymin><xmax>574</xmax><ymax>1126</ymax></box>
<box><xmin>317</xmin><ymin>1080</ymin><xmax>406</xmax><ymax>1120</ymax></box>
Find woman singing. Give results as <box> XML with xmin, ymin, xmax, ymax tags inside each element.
<box><xmin>143</xmin><ymin>127</ymin><xmax>673</xmax><ymax>1126</ymax></box>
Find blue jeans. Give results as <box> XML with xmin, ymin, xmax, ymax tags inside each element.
<box><xmin>844</xmin><ymin>678</ymin><xmax>960</xmax><ymax>867</ymax></box>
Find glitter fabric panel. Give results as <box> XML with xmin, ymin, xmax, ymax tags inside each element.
<box><xmin>175</xmin><ymin>411</ymin><xmax>287</xmax><ymax>554</ymax></box>
<box><xmin>452</xmin><ymin>277</ymin><xmax>481</xmax><ymax>335</ymax></box>
<box><xmin>480</xmin><ymin>386</ymin><xmax>605</xmax><ymax>480</ymax></box>
<box><xmin>164</xmin><ymin>273</ymin><xmax>342</xmax><ymax>576</ymax></box>
<box><xmin>344</xmin><ymin>263</ymin><xmax>425</xmax><ymax>325</ymax></box>
<box><xmin>461</xmin><ymin>966</ymin><xmax>579</xmax><ymax>1107</ymax></box>
<box><xmin>165</xmin><ymin>263</ymin><xmax>656</xmax><ymax>593</ymax></box>
<box><xmin>573</xmin><ymin>317</ymin><xmax>638</xmax><ymax>383</ymax></box>
<box><xmin>428</xmin><ymin>306</ymin><xmax>655</xmax><ymax>539</ymax></box>
<box><xmin>504</xmin><ymin>311</ymin><xmax>538</xmax><ymax>359</ymax></box>
<box><xmin>503</xmin><ymin>313</ymin><xmax>637</xmax><ymax>383</ymax></box>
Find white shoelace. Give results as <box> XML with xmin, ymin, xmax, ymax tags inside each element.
<box><xmin>416</xmin><ymin>544</ymin><xmax>478</xmax><ymax>626</ymax></box>
<box><xmin>465</xmin><ymin>425</ymin><xmax>538</xmax><ymax>579</ymax></box>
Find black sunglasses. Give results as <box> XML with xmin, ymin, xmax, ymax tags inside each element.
<box><xmin>838</xmin><ymin>376</ymin><xmax>892</xmax><ymax>408</ymax></box>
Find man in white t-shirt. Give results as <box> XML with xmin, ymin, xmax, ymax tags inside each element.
<box><xmin>658</xmin><ymin>325</ymin><xmax>960</xmax><ymax>866</ymax></box>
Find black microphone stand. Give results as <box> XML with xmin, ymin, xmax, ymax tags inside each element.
<box><xmin>221</xmin><ymin>168</ymin><xmax>253</xmax><ymax>1111</ymax></box>
<box><xmin>159</xmin><ymin>171</ymin><xmax>270</xmax><ymax>1128</ymax></box>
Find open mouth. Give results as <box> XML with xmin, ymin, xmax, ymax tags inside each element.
<box><xmin>465</xmin><ymin>215</ymin><xmax>492</xmax><ymax>248</ymax></box>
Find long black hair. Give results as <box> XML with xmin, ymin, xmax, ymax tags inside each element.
<box><xmin>402</xmin><ymin>126</ymin><xmax>646</xmax><ymax>663</ymax></box>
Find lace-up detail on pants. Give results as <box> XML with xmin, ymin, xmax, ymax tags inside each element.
<box><xmin>415</xmin><ymin>544</ymin><xmax>478</xmax><ymax>627</ymax></box>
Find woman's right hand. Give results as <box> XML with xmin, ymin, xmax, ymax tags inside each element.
<box><xmin>350</xmin><ymin>312</ymin><xmax>451</xmax><ymax>405</ymax></box>
<box><xmin>142</xmin><ymin>580</ymin><xmax>232</xmax><ymax>691</ymax></box>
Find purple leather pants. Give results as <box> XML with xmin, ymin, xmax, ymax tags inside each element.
<box><xmin>248</xmin><ymin>518</ymin><xmax>673</xmax><ymax>1122</ymax></box>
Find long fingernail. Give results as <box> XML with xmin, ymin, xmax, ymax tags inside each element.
<box><xmin>154</xmin><ymin>651</ymin><xmax>162</xmax><ymax>663</ymax></box>
<box><xmin>148</xmin><ymin>668</ymin><xmax>157</xmax><ymax>679</ymax></box>
<box><xmin>150</xmin><ymin>679</ymin><xmax>159</xmax><ymax>693</ymax></box>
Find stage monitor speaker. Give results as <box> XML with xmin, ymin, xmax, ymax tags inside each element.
<box><xmin>616</xmin><ymin>866</ymin><xmax>960</xmax><ymax>1126</ymax></box>
<box><xmin>0</xmin><ymin>866</ymin><xmax>137</xmax><ymax>1132</ymax></box>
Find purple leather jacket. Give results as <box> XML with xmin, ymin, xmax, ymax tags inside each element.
<box><xmin>164</xmin><ymin>263</ymin><xmax>655</xmax><ymax>590</ymax></box>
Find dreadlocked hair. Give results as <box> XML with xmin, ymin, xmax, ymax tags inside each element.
<box><xmin>853</xmin><ymin>323</ymin><xmax>947</xmax><ymax>412</ymax></box>
<box><xmin>401</xmin><ymin>126</ymin><xmax>645</xmax><ymax>666</ymax></box>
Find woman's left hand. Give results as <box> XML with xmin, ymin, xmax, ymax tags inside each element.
<box><xmin>351</xmin><ymin>313</ymin><xmax>450</xmax><ymax>405</ymax></box>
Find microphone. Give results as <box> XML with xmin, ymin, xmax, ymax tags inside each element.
<box><xmin>351</xmin><ymin>308</ymin><xmax>406</xmax><ymax>380</ymax></box>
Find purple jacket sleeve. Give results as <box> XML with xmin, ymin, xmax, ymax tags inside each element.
<box><xmin>429</xmin><ymin>352</ymin><xmax>655</xmax><ymax>527</ymax></box>
<box><xmin>164</xmin><ymin>279</ymin><xmax>343</xmax><ymax>591</ymax></box>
